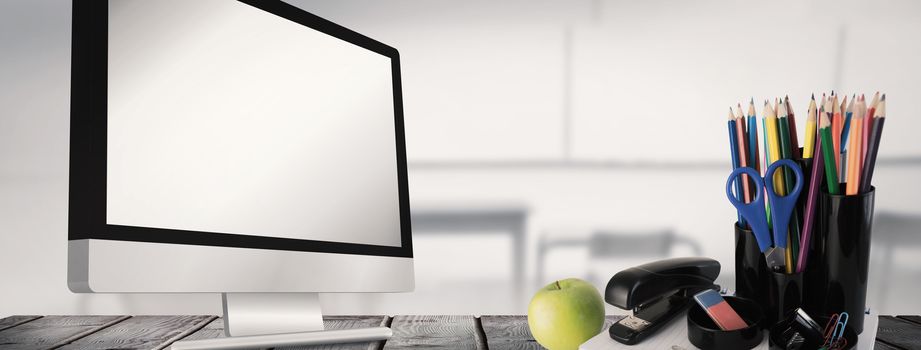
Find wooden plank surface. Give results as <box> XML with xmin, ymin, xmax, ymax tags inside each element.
<box><xmin>383</xmin><ymin>315</ymin><xmax>484</xmax><ymax>350</ymax></box>
<box><xmin>0</xmin><ymin>315</ymin><xmax>129</xmax><ymax>350</ymax></box>
<box><xmin>278</xmin><ymin>316</ymin><xmax>390</xmax><ymax>350</ymax></box>
<box><xmin>0</xmin><ymin>316</ymin><xmax>41</xmax><ymax>332</ymax></box>
<box><xmin>0</xmin><ymin>314</ymin><xmax>918</xmax><ymax>349</ymax></box>
<box><xmin>56</xmin><ymin>315</ymin><xmax>215</xmax><ymax>350</ymax></box>
<box><xmin>480</xmin><ymin>315</ymin><xmax>539</xmax><ymax>350</ymax></box>
<box><xmin>875</xmin><ymin>315</ymin><xmax>921</xmax><ymax>350</ymax></box>
<box><xmin>874</xmin><ymin>340</ymin><xmax>904</xmax><ymax>350</ymax></box>
<box><xmin>171</xmin><ymin>317</ymin><xmax>224</xmax><ymax>343</ymax></box>
<box><xmin>897</xmin><ymin>315</ymin><xmax>921</xmax><ymax>327</ymax></box>
<box><xmin>479</xmin><ymin>315</ymin><xmax>624</xmax><ymax>350</ymax></box>
<box><xmin>173</xmin><ymin>316</ymin><xmax>389</xmax><ymax>350</ymax></box>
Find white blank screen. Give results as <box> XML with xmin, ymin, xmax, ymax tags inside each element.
<box><xmin>105</xmin><ymin>0</ymin><xmax>402</xmax><ymax>247</ymax></box>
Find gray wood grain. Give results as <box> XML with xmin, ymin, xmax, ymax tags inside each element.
<box><xmin>0</xmin><ymin>314</ymin><xmax>913</xmax><ymax>349</ymax></box>
<box><xmin>170</xmin><ymin>317</ymin><xmax>225</xmax><ymax>343</ymax></box>
<box><xmin>0</xmin><ymin>315</ymin><xmax>129</xmax><ymax>350</ymax></box>
<box><xmin>0</xmin><ymin>316</ymin><xmax>41</xmax><ymax>332</ymax></box>
<box><xmin>897</xmin><ymin>315</ymin><xmax>921</xmax><ymax>327</ymax></box>
<box><xmin>479</xmin><ymin>315</ymin><xmax>624</xmax><ymax>350</ymax></box>
<box><xmin>279</xmin><ymin>316</ymin><xmax>390</xmax><ymax>350</ymax></box>
<box><xmin>875</xmin><ymin>316</ymin><xmax>921</xmax><ymax>350</ymax></box>
<box><xmin>172</xmin><ymin>316</ymin><xmax>389</xmax><ymax>350</ymax></box>
<box><xmin>56</xmin><ymin>315</ymin><xmax>215</xmax><ymax>350</ymax></box>
<box><xmin>873</xmin><ymin>340</ymin><xmax>904</xmax><ymax>350</ymax></box>
<box><xmin>479</xmin><ymin>315</ymin><xmax>539</xmax><ymax>350</ymax></box>
<box><xmin>383</xmin><ymin>315</ymin><xmax>484</xmax><ymax>350</ymax></box>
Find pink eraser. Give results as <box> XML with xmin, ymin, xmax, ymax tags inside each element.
<box><xmin>693</xmin><ymin>290</ymin><xmax>748</xmax><ymax>331</ymax></box>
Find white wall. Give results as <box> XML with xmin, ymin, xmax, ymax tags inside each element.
<box><xmin>2</xmin><ymin>0</ymin><xmax>921</xmax><ymax>317</ymax></box>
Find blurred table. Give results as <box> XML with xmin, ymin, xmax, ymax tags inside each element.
<box><xmin>1</xmin><ymin>314</ymin><xmax>919</xmax><ymax>349</ymax></box>
<box><xmin>412</xmin><ymin>203</ymin><xmax>528</xmax><ymax>295</ymax></box>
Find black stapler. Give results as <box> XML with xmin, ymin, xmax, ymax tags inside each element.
<box><xmin>605</xmin><ymin>257</ymin><xmax>720</xmax><ymax>345</ymax></box>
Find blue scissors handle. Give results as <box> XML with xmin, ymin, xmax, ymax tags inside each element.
<box><xmin>726</xmin><ymin>167</ymin><xmax>772</xmax><ymax>253</ymax></box>
<box><xmin>763</xmin><ymin>159</ymin><xmax>803</xmax><ymax>249</ymax></box>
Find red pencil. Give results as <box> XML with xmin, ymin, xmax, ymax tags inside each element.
<box><xmin>829</xmin><ymin>94</ymin><xmax>842</xmax><ymax>176</ymax></box>
<box><xmin>864</xmin><ymin>92</ymin><xmax>880</xmax><ymax>162</ymax></box>
<box><xmin>734</xmin><ymin>107</ymin><xmax>751</xmax><ymax>203</ymax></box>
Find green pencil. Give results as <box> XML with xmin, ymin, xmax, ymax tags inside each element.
<box><xmin>819</xmin><ymin>113</ymin><xmax>840</xmax><ymax>194</ymax></box>
<box><xmin>777</xmin><ymin>102</ymin><xmax>801</xmax><ymax>268</ymax></box>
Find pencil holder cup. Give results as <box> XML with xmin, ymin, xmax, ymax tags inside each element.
<box><xmin>734</xmin><ymin>223</ymin><xmax>769</xmax><ymax>315</ymax></box>
<box><xmin>804</xmin><ymin>186</ymin><xmax>875</xmax><ymax>334</ymax></box>
<box><xmin>735</xmin><ymin>223</ymin><xmax>804</xmax><ymax>328</ymax></box>
<box><xmin>765</xmin><ymin>270</ymin><xmax>804</xmax><ymax>328</ymax></box>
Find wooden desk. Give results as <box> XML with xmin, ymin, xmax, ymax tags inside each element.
<box><xmin>1</xmin><ymin>314</ymin><xmax>920</xmax><ymax>349</ymax></box>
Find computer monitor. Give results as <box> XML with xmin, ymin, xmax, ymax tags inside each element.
<box><xmin>68</xmin><ymin>0</ymin><xmax>413</xmax><ymax>348</ymax></box>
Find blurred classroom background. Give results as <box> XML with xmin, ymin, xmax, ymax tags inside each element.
<box><xmin>2</xmin><ymin>0</ymin><xmax>921</xmax><ymax>316</ymax></box>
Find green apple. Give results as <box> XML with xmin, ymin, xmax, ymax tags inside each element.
<box><xmin>528</xmin><ymin>278</ymin><xmax>605</xmax><ymax>350</ymax></box>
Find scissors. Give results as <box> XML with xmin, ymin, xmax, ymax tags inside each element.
<box><xmin>725</xmin><ymin>159</ymin><xmax>803</xmax><ymax>270</ymax></box>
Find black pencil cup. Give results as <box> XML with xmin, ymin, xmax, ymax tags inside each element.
<box><xmin>803</xmin><ymin>186</ymin><xmax>875</xmax><ymax>334</ymax></box>
<box><xmin>734</xmin><ymin>223</ymin><xmax>768</xmax><ymax>310</ymax></box>
<box><xmin>735</xmin><ymin>223</ymin><xmax>804</xmax><ymax>327</ymax></box>
<box><xmin>765</xmin><ymin>270</ymin><xmax>804</xmax><ymax>327</ymax></box>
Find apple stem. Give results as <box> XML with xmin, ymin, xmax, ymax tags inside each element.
<box><xmin>555</xmin><ymin>280</ymin><xmax>561</xmax><ymax>290</ymax></box>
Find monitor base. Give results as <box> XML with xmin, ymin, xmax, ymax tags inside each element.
<box><xmin>169</xmin><ymin>292</ymin><xmax>391</xmax><ymax>350</ymax></box>
<box><xmin>168</xmin><ymin>327</ymin><xmax>392</xmax><ymax>350</ymax></box>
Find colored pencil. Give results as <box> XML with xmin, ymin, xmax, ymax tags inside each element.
<box><xmin>785</xmin><ymin>96</ymin><xmax>801</xmax><ymax>159</ymax></box>
<box><xmin>748</xmin><ymin>99</ymin><xmax>760</xmax><ymax>175</ymax></box>
<box><xmin>804</xmin><ymin>95</ymin><xmax>817</xmax><ymax>158</ymax></box>
<box><xmin>777</xmin><ymin>101</ymin><xmax>801</xmax><ymax>271</ymax></box>
<box><xmin>846</xmin><ymin>115</ymin><xmax>863</xmax><ymax>195</ymax></box>
<box><xmin>796</xmin><ymin>127</ymin><xmax>824</xmax><ymax>273</ymax></box>
<box><xmin>841</xmin><ymin>95</ymin><xmax>854</xmax><ymax>151</ymax></box>
<box><xmin>819</xmin><ymin>112</ymin><xmax>840</xmax><ymax>194</ymax></box>
<box><xmin>860</xmin><ymin>94</ymin><xmax>886</xmax><ymax>192</ymax></box>
<box><xmin>864</xmin><ymin>92</ymin><xmax>880</xmax><ymax>162</ymax></box>
<box><xmin>831</xmin><ymin>94</ymin><xmax>842</xmax><ymax>178</ymax></box>
<box><xmin>734</xmin><ymin>107</ymin><xmax>751</xmax><ymax>203</ymax></box>
<box><xmin>777</xmin><ymin>101</ymin><xmax>795</xmax><ymax>189</ymax></box>
<box><xmin>728</xmin><ymin>109</ymin><xmax>744</xmax><ymax>225</ymax></box>
<box><xmin>761</xmin><ymin>102</ymin><xmax>774</xmax><ymax>227</ymax></box>
<box><xmin>851</xmin><ymin>97</ymin><xmax>866</xmax><ymax>188</ymax></box>
<box><xmin>766</xmin><ymin>100</ymin><xmax>785</xmax><ymax>194</ymax></box>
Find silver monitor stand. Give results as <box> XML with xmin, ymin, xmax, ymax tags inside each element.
<box><xmin>169</xmin><ymin>293</ymin><xmax>391</xmax><ymax>350</ymax></box>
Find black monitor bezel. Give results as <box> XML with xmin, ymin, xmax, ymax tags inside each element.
<box><xmin>69</xmin><ymin>0</ymin><xmax>413</xmax><ymax>258</ymax></box>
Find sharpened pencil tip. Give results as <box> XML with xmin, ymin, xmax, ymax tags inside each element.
<box><xmin>881</xmin><ymin>93</ymin><xmax>886</xmax><ymax>101</ymax></box>
<box><xmin>811</xmin><ymin>93</ymin><xmax>815</xmax><ymax>100</ymax></box>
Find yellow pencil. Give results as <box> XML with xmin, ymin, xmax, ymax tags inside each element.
<box><xmin>765</xmin><ymin>100</ymin><xmax>785</xmax><ymax>195</ymax></box>
<box><xmin>804</xmin><ymin>95</ymin><xmax>817</xmax><ymax>158</ymax></box>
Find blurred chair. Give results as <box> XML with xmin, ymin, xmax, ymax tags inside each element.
<box><xmin>536</xmin><ymin>228</ymin><xmax>702</xmax><ymax>288</ymax></box>
<box><xmin>869</xmin><ymin>211</ymin><xmax>921</xmax><ymax>312</ymax></box>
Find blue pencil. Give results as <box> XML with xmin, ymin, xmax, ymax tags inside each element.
<box><xmin>748</xmin><ymin>114</ymin><xmax>759</xmax><ymax>174</ymax></box>
<box><xmin>841</xmin><ymin>96</ymin><xmax>854</xmax><ymax>152</ymax></box>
